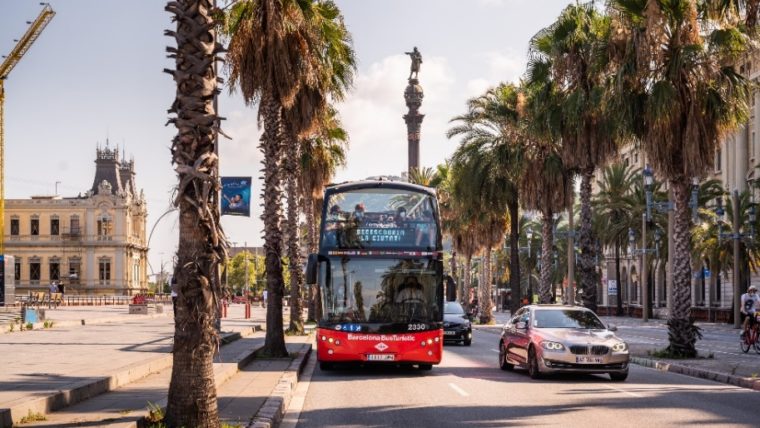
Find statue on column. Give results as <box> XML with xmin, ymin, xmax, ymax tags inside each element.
<box><xmin>405</xmin><ymin>47</ymin><xmax>422</xmax><ymax>80</ymax></box>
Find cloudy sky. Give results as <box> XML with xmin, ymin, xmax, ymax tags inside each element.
<box><xmin>1</xmin><ymin>0</ymin><xmax>570</xmax><ymax>274</ymax></box>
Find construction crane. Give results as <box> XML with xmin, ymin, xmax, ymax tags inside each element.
<box><xmin>0</xmin><ymin>3</ymin><xmax>55</xmax><ymax>256</ymax></box>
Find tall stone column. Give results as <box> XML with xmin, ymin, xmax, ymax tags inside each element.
<box><xmin>404</xmin><ymin>78</ymin><xmax>424</xmax><ymax>175</ymax></box>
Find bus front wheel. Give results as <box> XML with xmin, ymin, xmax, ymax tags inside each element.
<box><xmin>419</xmin><ymin>364</ymin><xmax>433</xmax><ymax>371</ymax></box>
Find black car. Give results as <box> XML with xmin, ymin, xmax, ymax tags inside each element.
<box><xmin>443</xmin><ymin>301</ymin><xmax>472</xmax><ymax>346</ymax></box>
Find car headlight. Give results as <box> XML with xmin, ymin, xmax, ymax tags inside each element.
<box><xmin>611</xmin><ymin>342</ymin><xmax>628</xmax><ymax>352</ymax></box>
<box><xmin>540</xmin><ymin>341</ymin><xmax>565</xmax><ymax>351</ymax></box>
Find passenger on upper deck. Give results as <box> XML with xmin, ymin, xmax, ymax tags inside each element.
<box><xmin>415</xmin><ymin>210</ymin><xmax>435</xmax><ymax>247</ymax></box>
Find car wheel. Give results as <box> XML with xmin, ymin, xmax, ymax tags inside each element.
<box><xmin>419</xmin><ymin>364</ymin><xmax>433</xmax><ymax>371</ymax></box>
<box><xmin>527</xmin><ymin>346</ymin><xmax>542</xmax><ymax>379</ymax></box>
<box><xmin>609</xmin><ymin>371</ymin><xmax>628</xmax><ymax>382</ymax></box>
<box><xmin>499</xmin><ymin>341</ymin><xmax>514</xmax><ymax>371</ymax></box>
<box><xmin>319</xmin><ymin>362</ymin><xmax>333</xmax><ymax>371</ymax></box>
<box><xmin>464</xmin><ymin>337</ymin><xmax>472</xmax><ymax>346</ymax></box>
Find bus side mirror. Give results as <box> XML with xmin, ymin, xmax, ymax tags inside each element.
<box><xmin>306</xmin><ymin>254</ymin><xmax>319</xmax><ymax>285</ymax></box>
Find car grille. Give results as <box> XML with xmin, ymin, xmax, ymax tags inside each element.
<box><xmin>569</xmin><ymin>345</ymin><xmax>610</xmax><ymax>355</ymax></box>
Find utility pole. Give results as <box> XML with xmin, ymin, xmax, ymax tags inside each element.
<box><xmin>641</xmin><ymin>212</ymin><xmax>649</xmax><ymax>322</ymax></box>
<box><xmin>244</xmin><ymin>241</ymin><xmax>249</xmax><ymax>295</ymax></box>
<box><xmin>733</xmin><ymin>190</ymin><xmax>741</xmax><ymax>329</ymax></box>
<box><xmin>567</xmin><ymin>203</ymin><xmax>575</xmax><ymax>304</ymax></box>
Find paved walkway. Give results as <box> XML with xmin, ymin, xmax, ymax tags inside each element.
<box><xmin>0</xmin><ymin>303</ymin><xmax>272</xmax><ymax>425</ymax></box>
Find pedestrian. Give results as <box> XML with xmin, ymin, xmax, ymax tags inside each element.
<box><xmin>170</xmin><ymin>277</ymin><xmax>178</xmax><ymax>318</ymax></box>
<box><xmin>262</xmin><ymin>289</ymin><xmax>268</xmax><ymax>308</ymax></box>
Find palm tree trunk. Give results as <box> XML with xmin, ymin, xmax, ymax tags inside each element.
<box><xmin>508</xmin><ymin>199</ymin><xmax>521</xmax><ymax>314</ymax></box>
<box><xmin>615</xmin><ymin>239</ymin><xmax>623</xmax><ymax>316</ymax></box>
<box><xmin>540</xmin><ymin>211</ymin><xmax>554</xmax><ymax>304</ymax></box>
<box><xmin>667</xmin><ymin>178</ymin><xmax>700</xmax><ymax>357</ymax></box>
<box><xmin>261</xmin><ymin>92</ymin><xmax>288</xmax><ymax>357</ymax></box>
<box><xmin>164</xmin><ymin>1</ymin><xmax>225</xmax><ymax>425</ymax></box>
<box><xmin>578</xmin><ymin>166</ymin><xmax>599</xmax><ymax>312</ymax></box>
<box><xmin>285</xmin><ymin>130</ymin><xmax>303</xmax><ymax>333</ymax></box>
<box><xmin>463</xmin><ymin>255</ymin><xmax>472</xmax><ymax>312</ymax></box>
<box><xmin>480</xmin><ymin>247</ymin><xmax>493</xmax><ymax>323</ymax></box>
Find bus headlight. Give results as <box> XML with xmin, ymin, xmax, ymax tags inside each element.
<box><xmin>328</xmin><ymin>337</ymin><xmax>334</xmax><ymax>343</ymax></box>
<box><xmin>421</xmin><ymin>341</ymin><xmax>427</xmax><ymax>347</ymax></box>
<box><xmin>321</xmin><ymin>336</ymin><xmax>326</xmax><ymax>341</ymax></box>
<box><xmin>335</xmin><ymin>340</ymin><xmax>341</xmax><ymax>346</ymax></box>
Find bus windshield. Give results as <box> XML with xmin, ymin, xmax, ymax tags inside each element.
<box><xmin>320</xmin><ymin>257</ymin><xmax>442</xmax><ymax>324</ymax></box>
<box><xmin>321</xmin><ymin>187</ymin><xmax>438</xmax><ymax>250</ymax></box>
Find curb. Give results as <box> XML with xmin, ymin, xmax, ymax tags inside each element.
<box><xmin>0</xmin><ymin>325</ymin><xmax>261</xmax><ymax>427</ymax></box>
<box><xmin>630</xmin><ymin>356</ymin><xmax>760</xmax><ymax>392</ymax></box>
<box><xmin>248</xmin><ymin>340</ymin><xmax>314</xmax><ymax>428</ymax></box>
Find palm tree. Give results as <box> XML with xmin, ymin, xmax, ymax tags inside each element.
<box><xmin>447</xmin><ymin>83</ymin><xmax>527</xmax><ymax>315</ymax></box>
<box><xmin>528</xmin><ymin>3</ymin><xmax>619</xmax><ymax>312</ymax></box>
<box><xmin>408</xmin><ymin>166</ymin><xmax>438</xmax><ymax>187</ymax></box>
<box><xmin>521</xmin><ymin>69</ymin><xmax>574</xmax><ymax>305</ymax></box>
<box><xmin>611</xmin><ymin>0</ymin><xmax>751</xmax><ymax>356</ymax></box>
<box><xmin>226</xmin><ymin>0</ymin><xmax>320</xmax><ymax>356</ymax></box>
<box><xmin>299</xmin><ymin>107</ymin><xmax>348</xmax><ymax>322</ymax></box>
<box><xmin>281</xmin><ymin>0</ymin><xmax>355</xmax><ymax>334</ymax></box>
<box><xmin>164</xmin><ymin>0</ymin><xmax>227</xmax><ymax>425</ymax></box>
<box><xmin>593</xmin><ymin>162</ymin><xmax>637</xmax><ymax>315</ymax></box>
<box><xmin>520</xmin><ymin>147</ymin><xmax>572</xmax><ymax>304</ymax></box>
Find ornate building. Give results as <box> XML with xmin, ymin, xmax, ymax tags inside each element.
<box><xmin>4</xmin><ymin>145</ymin><xmax>148</xmax><ymax>295</ymax></box>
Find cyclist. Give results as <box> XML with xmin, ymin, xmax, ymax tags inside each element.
<box><xmin>740</xmin><ymin>285</ymin><xmax>760</xmax><ymax>339</ymax></box>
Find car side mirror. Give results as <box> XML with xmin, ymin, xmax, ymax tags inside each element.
<box><xmin>608</xmin><ymin>324</ymin><xmax>618</xmax><ymax>332</ymax></box>
<box><xmin>516</xmin><ymin>321</ymin><xmax>527</xmax><ymax>330</ymax></box>
<box><xmin>306</xmin><ymin>254</ymin><xmax>319</xmax><ymax>285</ymax></box>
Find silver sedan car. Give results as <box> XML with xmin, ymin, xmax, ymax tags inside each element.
<box><xmin>498</xmin><ymin>305</ymin><xmax>629</xmax><ymax>381</ymax></box>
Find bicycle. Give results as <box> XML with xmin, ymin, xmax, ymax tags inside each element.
<box><xmin>740</xmin><ymin>313</ymin><xmax>760</xmax><ymax>354</ymax></box>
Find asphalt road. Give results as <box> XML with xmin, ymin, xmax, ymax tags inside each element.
<box><xmin>295</xmin><ymin>328</ymin><xmax>760</xmax><ymax>427</ymax></box>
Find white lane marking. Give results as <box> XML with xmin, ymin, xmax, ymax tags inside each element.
<box><xmin>491</xmin><ymin>348</ymin><xmax>500</xmax><ymax>353</ymax></box>
<box><xmin>603</xmin><ymin>384</ymin><xmax>643</xmax><ymax>398</ymax></box>
<box><xmin>448</xmin><ymin>382</ymin><xmax>470</xmax><ymax>397</ymax></box>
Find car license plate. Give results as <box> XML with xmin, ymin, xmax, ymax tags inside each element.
<box><xmin>367</xmin><ymin>354</ymin><xmax>395</xmax><ymax>361</ymax></box>
<box><xmin>576</xmin><ymin>356</ymin><xmax>603</xmax><ymax>364</ymax></box>
<box><xmin>444</xmin><ymin>331</ymin><xmax>457</xmax><ymax>336</ymax></box>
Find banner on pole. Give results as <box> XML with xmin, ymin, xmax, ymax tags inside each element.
<box><xmin>221</xmin><ymin>177</ymin><xmax>252</xmax><ymax>217</ymax></box>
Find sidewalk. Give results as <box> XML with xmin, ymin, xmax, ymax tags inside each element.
<box><xmin>0</xmin><ymin>303</ymin><xmax>268</xmax><ymax>426</ymax></box>
<box><xmin>599</xmin><ymin>315</ymin><xmax>760</xmax><ymax>389</ymax></box>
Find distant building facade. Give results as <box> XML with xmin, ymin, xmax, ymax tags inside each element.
<box><xmin>4</xmin><ymin>145</ymin><xmax>148</xmax><ymax>296</ymax></box>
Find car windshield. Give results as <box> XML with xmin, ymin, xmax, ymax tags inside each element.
<box><xmin>319</xmin><ymin>257</ymin><xmax>442</xmax><ymax>324</ymax></box>
<box><xmin>444</xmin><ymin>302</ymin><xmax>465</xmax><ymax>315</ymax></box>
<box><xmin>533</xmin><ymin>309</ymin><xmax>606</xmax><ymax>329</ymax></box>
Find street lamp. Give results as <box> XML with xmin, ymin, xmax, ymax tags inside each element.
<box><xmin>715</xmin><ymin>191</ymin><xmax>756</xmax><ymax>328</ymax></box>
<box><xmin>629</xmin><ymin>224</ymin><xmax>660</xmax><ymax>321</ymax></box>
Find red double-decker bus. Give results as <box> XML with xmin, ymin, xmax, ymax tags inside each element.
<box><xmin>306</xmin><ymin>180</ymin><xmax>444</xmax><ymax>371</ymax></box>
